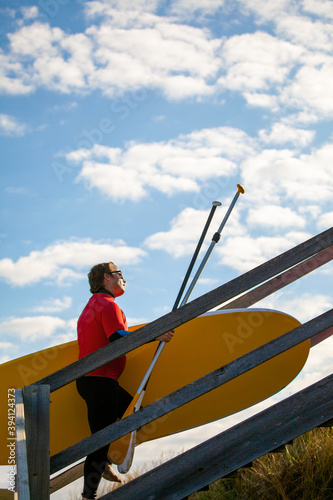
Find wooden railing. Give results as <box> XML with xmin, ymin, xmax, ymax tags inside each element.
<box><xmin>97</xmin><ymin>374</ymin><xmax>333</xmax><ymax>499</ymax></box>
<box><xmin>13</xmin><ymin>227</ymin><xmax>333</xmax><ymax>499</ymax></box>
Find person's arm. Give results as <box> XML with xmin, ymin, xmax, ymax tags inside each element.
<box><xmin>108</xmin><ymin>329</ymin><xmax>175</xmax><ymax>343</ymax></box>
<box><xmin>108</xmin><ymin>329</ymin><xmax>130</xmax><ymax>343</ymax></box>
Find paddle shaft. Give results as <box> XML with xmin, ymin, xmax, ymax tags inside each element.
<box><xmin>110</xmin><ymin>185</ymin><xmax>244</xmax><ymax>469</ymax></box>
<box><xmin>108</xmin><ymin>201</ymin><xmax>221</xmax><ymax>467</ymax></box>
<box><xmin>138</xmin><ymin>185</ymin><xmax>244</xmax><ymax>394</ymax></box>
<box><xmin>172</xmin><ymin>201</ymin><xmax>221</xmax><ymax>311</ymax></box>
<box><xmin>137</xmin><ymin>201</ymin><xmax>225</xmax><ymax>394</ymax></box>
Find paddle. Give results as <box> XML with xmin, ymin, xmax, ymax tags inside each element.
<box><xmin>108</xmin><ymin>185</ymin><xmax>244</xmax><ymax>471</ymax></box>
<box><xmin>107</xmin><ymin>201</ymin><xmax>221</xmax><ymax>469</ymax></box>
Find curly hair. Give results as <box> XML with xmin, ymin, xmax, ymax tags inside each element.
<box><xmin>87</xmin><ymin>262</ymin><xmax>117</xmax><ymax>293</ymax></box>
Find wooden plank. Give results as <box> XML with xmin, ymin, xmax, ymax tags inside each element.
<box><xmin>14</xmin><ymin>390</ymin><xmax>30</xmax><ymax>500</ymax></box>
<box><xmin>36</xmin><ymin>227</ymin><xmax>333</xmax><ymax>393</ymax></box>
<box><xmin>219</xmin><ymin>246</ymin><xmax>333</xmax><ymax>311</ymax></box>
<box><xmin>23</xmin><ymin>385</ymin><xmax>50</xmax><ymax>500</ymax></box>
<box><xmin>100</xmin><ymin>374</ymin><xmax>333</xmax><ymax>499</ymax></box>
<box><xmin>50</xmin><ymin>462</ymin><xmax>84</xmax><ymax>494</ymax></box>
<box><xmin>311</xmin><ymin>326</ymin><xmax>333</xmax><ymax>347</ymax></box>
<box><xmin>49</xmin><ymin>307</ymin><xmax>333</xmax><ymax>475</ymax></box>
<box><xmin>218</xmin><ymin>246</ymin><xmax>333</xmax><ymax>348</ymax></box>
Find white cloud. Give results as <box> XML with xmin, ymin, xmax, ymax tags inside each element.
<box><xmin>216</xmin><ymin>23</ymin><xmax>333</xmax><ymax>119</ymax></box>
<box><xmin>276</xmin><ymin>14</ymin><xmax>333</xmax><ymax>51</ymax></box>
<box><xmin>0</xmin><ymin>114</ymin><xmax>28</xmax><ymax>136</ymax></box>
<box><xmin>32</xmin><ymin>296</ymin><xmax>72</xmax><ymax>313</ymax></box>
<box><xmin>20</xmin><ymin>6</ymin><xmax>39</xmax><ymax>20</ymax></box>
<box><xmin>0</xmin><ymin>238</ymin><xmax>146</xmax><ymax>286</ymax></box>
<box><xmin>259</xmin><ymin>123</ymin><xmax>315</xmax><ymax>147</ymax></box>
<box><xmin>6</xmin><ymin>23</ymin><xmax>93</xmax><ymax>94</ymax></box>
<box><xmin>69</xmin><ymin>127</ymin><xmax>253</xmax><ymax>201</ymax></box>
<box><xmin>317</xmin><ymin>211</ymin><xmax>333</xmax><ymax>230</ymax></box>
<box><xmin>0</xmin><ymin>316</ymin><xmax>69</xmax><ymax>342</ymax></box>
<box><xmin>62</xmin><ymin>125</ymin><xmax>332</xmax><ymax>258</ymax></box>
<box><xmin>218</xmin><ymin>31</ymin><xmax>303</xmax><ymax>92</ymax></box>
<box><xmin>243</xmin><ymin>92</ymin><xmax>279</xmax><ymax>110</ymax></box>
<box><xmin>0</xmin><ymin>342</ymin><xmax>14</xmax><ymax>350</ymax></box>
<box><xmin>240</xmin><ymin>144</ymin><xmax>333</xmax><ymax>204</ymax></box>
<box><xmin>144</xmin><ymin>203</ymin><xmax>245</xmax><ymax>259</ymax></box>
<box><xmin>1</xmin><ymin>11</ymin><xmax>221</xmax><ymax>100</ymax></box>
<box><xmin>281</xmin><ymin>60</ymin><xmax>333</xmax><ymax>117</ymax></box>
<box><xmin>247</xmin><ymin>205</ymin><xmax>306</xmax><ymax>229</ymax></box>
<box><xmin>144</xmin><ymin>207</ymin><xmax>216</xmax><ymax>257</ymax></box>
<box><xmin>169</xmin><ymin>0</ymin><xmax>223</xmax><ymax>18</ymax></box>
<box><xmin>215</xmin><ymin>231</ymin><xmax>311</xmax><ymax>272</ymax></box>
<box><xmin>84</xmin><ymin>0</ymin><xmax>160</xmax><ymax>20</ymax></box>
<box><xmin>0</xmin><ymin>51</ymin><xmax>36</xmax><ymax>95</ymax></box>
<box><xmin>303</xmin><ymin>0</ymin><xmax>333</xmax><ymax>20</ymax></box>
<box><xmin>86</xmin><ymin>19</ymin><xmax>220</xmax><ymax>98</ymax></box>
<box><xmin>240</xmin><ymin>0</ymin><xmax>294</xmax><ymax>23</ymax></box>
<box><xmin>257</xmin><ymin>292</ymin><xmax>332</xmax><ymax>323</ymax></box>
<box><xmin>0</xmin><ymin>0</ymin><xmax>331</xmax><ymax>125</ymax></box>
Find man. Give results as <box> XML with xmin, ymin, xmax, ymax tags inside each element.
<box><xmin>76</xmin><ymin>262</ymin><xmax>174</xmax><ymax>499</ymax></box>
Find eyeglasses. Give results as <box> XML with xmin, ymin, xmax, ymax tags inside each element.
<box><xmin>109</xmin><ymin>270</ymin><xmax>123</xmax><ymax>279</ymax></box>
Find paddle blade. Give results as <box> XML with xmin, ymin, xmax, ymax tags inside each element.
<box><xmin>117</xmin><ymin>430</ymin><xmax>137</xmax><ymax>473</ymax></box>
<box><xmin>107</xmin><ymin>392</ymin><xmax>141</xmax><ymax>465</ymax></box>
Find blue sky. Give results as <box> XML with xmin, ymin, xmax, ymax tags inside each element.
<box><xmin>0</xmin><ymin>0</ymin><xmax>332</xmax><ymax>494</ymax></box>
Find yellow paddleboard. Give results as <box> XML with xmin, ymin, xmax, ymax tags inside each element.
<box><xmin>0</xmin><ymin>309</ymin><xmax>309</xmax><ymax>464</ymax></box>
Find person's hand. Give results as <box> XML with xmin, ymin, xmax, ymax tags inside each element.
<box><xmin>156</xmin><ymin>329</ymin><xmax>175</xmax><ymax>342</ymax></box>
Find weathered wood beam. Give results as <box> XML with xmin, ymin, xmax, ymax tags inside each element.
<box><xmin>50</xmin><ymin>308</ymin><xmax>333</xmax><ymax>475</ymax></box>
<box><xmin>311</xmin><ymin>326</ymin><xmax>333</xmax><ymax>347</ymax></box>
<box><xmin>50</xmin><ymin>462</ymin><xmax>84</xmax><ymax>494</ymax></box>
<box><xmin>100</xmin><ymin>374</ymin><xmax>333</xmax><ymax>499</ymax></box>
<box><xmin>14</xmin><ymin>390</ymin><xmax>30</xmax><ymax>500</ymax></box>
<box><xmin>36</xmin><ymin>227</ymin><xmax>333</xmax><ymax>393</ymax></box>
<box><xmin>218</xmin><ymin>245</ymin><xmax>333</xmax><ymax>347</ymax></box>
<box><xmin>219</xmin><ymin>245</ymin><xmax>333</xmax><ymax>311</ymax></box>
<box><xmin>23</xmin><ymin>385</ymin><xmax>50</xmax><ymax>500</ymax></box>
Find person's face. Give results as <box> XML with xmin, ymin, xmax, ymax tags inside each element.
<box><xmin>104</xmin><ymin>267</ymin><xmax>126</xmax><ymax>297</ymax></box>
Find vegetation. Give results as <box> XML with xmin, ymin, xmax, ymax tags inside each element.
<box><xmin>191</xmin><ymin>428</ymin><xmax>333</xmax><ymax>500</ymax></box>
<box><xmin>69</xmin><ymin>428</ymin><xmax>332</xmax><ymax>499</ymax></box>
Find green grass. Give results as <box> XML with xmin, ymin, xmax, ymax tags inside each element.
<box><xmin>191</xmin><ymin>427</ymin><xmax>333</xmax><ymax>500</ymax></box>
<box><xmin>68</xmin><ymin>428</ymin><xmax>332</xmax><ymax>499</ymax></box>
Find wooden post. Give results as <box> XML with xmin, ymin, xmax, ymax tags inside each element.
<box><xmin>23</xmin><ymin>385</ymin><xmax>50</xmax><ymax>500</ymax></box>
<box><xmin>15</xmin><ymin>390</ymin><xmax>30</xmax><ymax>500</ymax></box>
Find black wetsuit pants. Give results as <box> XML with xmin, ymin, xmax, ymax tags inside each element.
<box><xmin>76</xmin><ymin>376</ymin><xmax>132</xmax><ymax>499</ymax></box>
